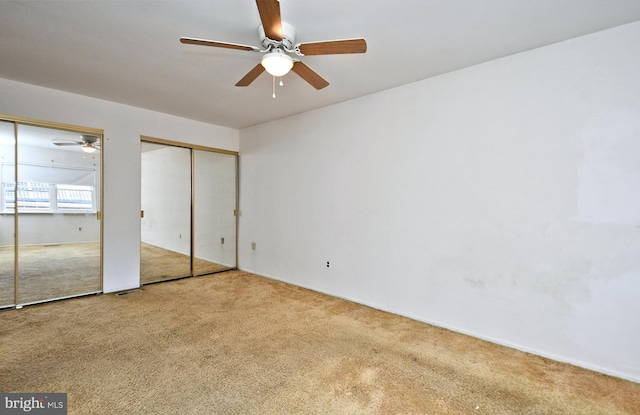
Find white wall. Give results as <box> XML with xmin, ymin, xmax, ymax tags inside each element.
<box><xmin>141</xmin><ymin>145</ymin><xmax>191</xmax><ymax>255</ymax></box>
<box><xmin>0</xmin><ymin>79</ymin><xmax>239</xmax><ymax>292</ymax></box>
<box><xmin>238</xmin><ymin>22</ymin><xmax>640</xmax><ymax>382</ymax></box>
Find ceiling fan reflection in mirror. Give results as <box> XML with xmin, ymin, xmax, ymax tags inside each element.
<box><xmin>180</xmin><ymin>0</ymin><xmax>367</xmax><ymax>96</ymax></box>
<box><xmin>53</xmin><ymin>134</ymin><xmax>100</xmax><ymax>153</ymax></box>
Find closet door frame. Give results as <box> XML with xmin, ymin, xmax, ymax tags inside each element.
<box><xmin>140</xmin><ymin>135</ymin><xmax>238</xmax><ymax>282</ymax></box>
<box><xmin>1</xmin><ymin>113</ymin><xmax>104</xmax><ymax>308</ymax></box>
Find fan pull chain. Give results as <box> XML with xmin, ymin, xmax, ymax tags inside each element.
<box><xmin>271</xmin><ymin>76</ymin><xmax>285</xmax><ymax>98</ymax></box>
<box><xmin>272</xmin><ymin>76</ymin><xmax>276</xmax><ymax>98</ymax></box>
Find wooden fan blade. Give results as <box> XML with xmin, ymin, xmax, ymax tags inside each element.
<box><xmin>291</xmin><ymin>61</ymin><xmax>329</xmax><ymax>90</ymax></box>
<box><xmin>235</xmin><ymin>64</ymin><xmax>266</xmax><ymax>87</ymax></box>
<box><xmin>180</xmin><ymin>37</ymin><xmax>260</xmax><ymax>52</ymax></box>
<box><xmin>296</xmin><ymin>38</ymin><xmax>367</xmax><ymax>56</ymax></box>
<box><xmin>256</xmin><ymin>0</ymin><xmax>282</xmax><ymax>41</ymax></box>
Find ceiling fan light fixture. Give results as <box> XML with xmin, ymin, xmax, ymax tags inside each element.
<box><xmin>261</xmin><ymin>50</ymin><xmax>293</xmax><ymax>77</ymax></box>
<box><xmin>180</xmin><ymin>0</ymin><xmax>367</xmax><ymax>90</ymax></box>
<box><xmin>82</xmin><ymin>144</ymin><xmax>97</xmax><ymax>154</ymax></box>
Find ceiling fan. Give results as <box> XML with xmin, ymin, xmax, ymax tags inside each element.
<box><xmin>180</xmin><ymin>0</ymin><xmax>367</xmax><ymax>92</ymax></box>
<box><xmin>53</xmin><ymin>135</ymin><xmax>100</xmax><ymax>153</ymax></box>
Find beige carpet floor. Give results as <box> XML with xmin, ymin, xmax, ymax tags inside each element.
<box><xmin>140</xmin><ymin>242</ymin><xmax>230</xmax><ymax>284</ymax></box>
<box><xmin>1</xmin><ymin>270</ymin><xmax>638</xmax><ymax>414</ymax></box>
<box><xmin>0</xmin><ymin>242</ymin><xmax>231</xmax><ymax>306</ymax></box>
<box><xmin>0</xmin><ymin>243</ymin><xmax>101</xmax><ymax>306</ymax></box>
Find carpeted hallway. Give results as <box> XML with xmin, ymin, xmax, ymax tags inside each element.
<box><xmin>1</xmin><ymin>270</ymin><xmax>638</xmax><ymax>414</ymax></box>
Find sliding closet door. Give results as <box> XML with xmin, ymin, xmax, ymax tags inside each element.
<box><xmin>0</xmin><ymin>121</ymin><xmax>16</xmax><ymax>308</ymax></box>
<box><xmin>141</xmin><ymin>138</ymin><xmax>238</xmax><ymax>284</ymax></box>
<box><xmin>16</xmin><ymin>124</ymin><xmax>101</xmax><ymax>305</ymax></box>
<box><xmin>140</xmin><ymin>142</ymin><xmax>191</xmax><ymax>283</ymax></box>
<box><xmin>193</xmin><ymin>150</ymin><xmax>237</xmax><ymax>275</ymax></box>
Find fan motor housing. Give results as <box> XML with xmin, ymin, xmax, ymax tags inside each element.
<box><xmin>258</xmin><ymin>21</ymin><xmax>296</xmax><ymax>50</ymax></box>
<box><xmin>81</xmin><ymin>134</ymin><xmax>98</xmax><ymax>144</ymax></box>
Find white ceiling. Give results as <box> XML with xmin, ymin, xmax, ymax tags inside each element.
<box><xmin>1</xmin><ymin>1</ymin><xmax>640</xmax><ymax>130</ymax></box>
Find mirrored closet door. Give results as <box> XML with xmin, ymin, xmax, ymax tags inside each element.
<box><xmin>0</xmin><ymin>116</ymin><xmax>102</xmax><ymax>308</ymax></box>
<box><xmin>141</xmin><ymin>138</ymin><xmax>237</xmax><ymax>284</ymax></box>
<box><xmin>140</xmin><ymin>142</ymin><xmax>192</xmax><ymax>283</ymax></box>
<box><xmin>0</xmin><ymin>120</ymin><xmax>16</xmax><ymax>308</ymax></box>
<box><xmin>193</xmin><ymin>149</ymin><xmax>237</xmax><ymax>276</ymax></box>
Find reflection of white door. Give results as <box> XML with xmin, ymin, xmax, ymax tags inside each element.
<box><xmin>0</xmin><ymin>118</ymin><xmax>102</xmax><ymax>308</ymax></box>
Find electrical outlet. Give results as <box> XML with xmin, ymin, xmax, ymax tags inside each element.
<box><xmin>326</xmin><ymin>261</ymin><xmax>330</xmax><ymax>268</ymax></box>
